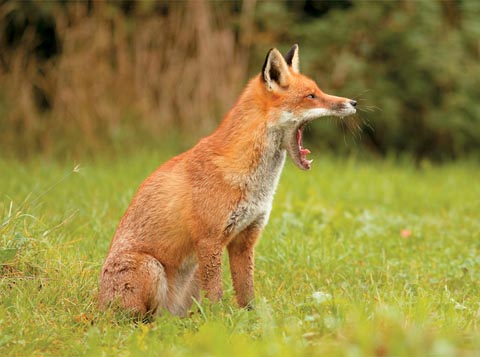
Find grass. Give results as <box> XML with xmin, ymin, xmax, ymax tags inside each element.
<box><xmin>1</xmin><ymin>151</ymin><xmax>479</xmax><ymax>356</ymax></box>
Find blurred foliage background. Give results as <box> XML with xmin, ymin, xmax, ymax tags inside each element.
<box><xmin>0</xmin><ymin>0</ymin><xmax>479</xmax><ymax>161</ymax></box>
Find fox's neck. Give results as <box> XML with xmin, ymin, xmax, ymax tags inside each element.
<box><xmin>209</xmin><ymin>77</ymin><xmax>286</xmax><ymax>182</ymax></box>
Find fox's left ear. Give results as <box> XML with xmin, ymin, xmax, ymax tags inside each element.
<box><xmin>262</xmin><ymin>48</ymin><xmax>291</xmax><ymax>91</ymax></box>
<box><xmin>284</xmin><ymin>44</ymin><xmax>300</xmax><ymax>73</ymax></box>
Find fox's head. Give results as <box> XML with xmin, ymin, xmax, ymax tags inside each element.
<box><xmin>261</xmin><ymin>44</ymin><xmax>356</xmax><ymax>170</ymax></box>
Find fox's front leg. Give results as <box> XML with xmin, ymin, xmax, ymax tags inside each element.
<box><xmin>227</xmin><ymin>224</ymin><xmax>261</xmax><ymax>309</ymax></box>
<box><xmin>196</xmin><ymin>240</ymin><xmax>224</xmax><ymax>302</ymax></box>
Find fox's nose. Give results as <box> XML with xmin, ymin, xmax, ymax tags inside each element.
<box><xmin>349</xmin><ymin>100</ymin><xmax>357</xmax><ymax>107</ymax></box>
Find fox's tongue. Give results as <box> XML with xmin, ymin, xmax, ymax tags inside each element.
<box><xmin>297</xmin><ymin>128</ymin><xmax>312</xmax><ymax>169</ymax></box>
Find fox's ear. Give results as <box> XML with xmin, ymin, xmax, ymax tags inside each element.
<box><xmin>284</xmin><ymin>44</ymin><xmax>299</xmax><ymax>73</ymax></box>
<box><xmin>262</xmin><ymin>48</ymin><xmax>290</xmax><ymax>91</ymax></box>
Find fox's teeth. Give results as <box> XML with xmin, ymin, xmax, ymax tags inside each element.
<box><xmin>307</xmin><ymin>159</ymin><xmax>313</xmax><ymax>165</ymax></box>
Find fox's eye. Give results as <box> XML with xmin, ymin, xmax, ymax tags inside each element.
<box><xmin>306</xmin><ymin>94</ymin><xmax>316</xmax><ymax>99</ymax></box>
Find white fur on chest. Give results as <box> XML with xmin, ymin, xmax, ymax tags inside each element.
<box><xmin>225</xmin><ymin>131</ymin><xmax>286</xmax><ymax>237</ymax></box>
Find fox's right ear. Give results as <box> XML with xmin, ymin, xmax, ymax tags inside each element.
<box><xmin>284</xmin><ymin>44</ymin><xmax>299</xmax><ymax>73</ymax></box>
<box><xmin>262</xmin><ymin>48</ymin><xmax>290</xmax><ymax>91</ymax></box>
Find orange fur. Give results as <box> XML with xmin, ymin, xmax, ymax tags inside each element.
<box><xmin>98</xmin><ymin>45</ymin><xmax>356</xmax><ymax>317</ymax></box>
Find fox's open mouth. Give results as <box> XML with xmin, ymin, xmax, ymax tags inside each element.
<box><xmin>287</xmin><ymin>122</ymin><xmax>312</xmax><ymax>170</ymax></box>
<box><xmin>284</xmin><ymin>102</ymin><xmax>356</xmax><ymax>170</ymax></box>
<box><xmin>297</xmin><ymin>123</ymin><xmax>312</xmax><ymax>170</ymax></box>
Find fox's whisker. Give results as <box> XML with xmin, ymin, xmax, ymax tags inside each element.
<box><xmin>352</xmin><ymin>89</ymin><xmax>372</xmax><ymax>100</ymax></box>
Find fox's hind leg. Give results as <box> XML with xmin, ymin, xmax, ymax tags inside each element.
<box><xmin>166</xmin><ymin>259</ymin><xmax>200</xmax><ymax>317</ymax></box>
<box><xmin>98</xmin><ymin>252</ymin><xmax>168</xmax><ymax>317</ymax></box>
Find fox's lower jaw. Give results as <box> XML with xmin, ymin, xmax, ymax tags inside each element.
<box><xmin>283</xmin><ymin>122</ymin><xmax>314</xmax><ymax>171</ymax></box>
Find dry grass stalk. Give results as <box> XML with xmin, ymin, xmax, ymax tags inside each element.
<box><xmin>0</xmin><ymin>1</ymin><xmax>251</xmax><ymax>158</ymax></box>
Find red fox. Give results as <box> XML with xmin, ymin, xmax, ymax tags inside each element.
<box><xmin>98</xmin><ymin>44</ymin><xmax>356</xmax><ymax>317</ymax></box>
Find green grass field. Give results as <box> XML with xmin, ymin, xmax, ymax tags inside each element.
<box><xmin>1</xmin><ymin>152</ymin><xmax>479</xmax><ymax>356</ymax></box>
